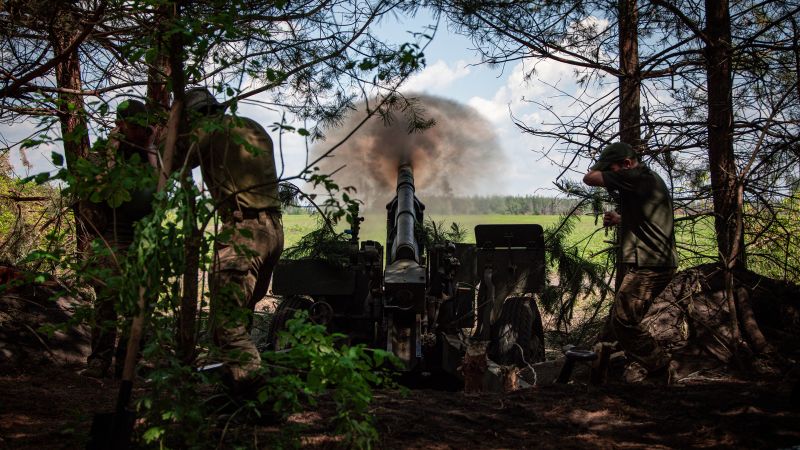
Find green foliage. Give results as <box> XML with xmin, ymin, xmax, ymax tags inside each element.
<box><xmin>0</xmin><ymin>172</ymin><xmax>67</xmax><ymax>268</ymax></box>
<box><xmin>80</xmin><ymin>155</ymin><xmax>155</xmax><ymax>208</ymax></box>
<box><xmin>264</xmin><ymin>312</ymin><xmax>401</xmax><ymax>449</ymax></box>
<box><xmin>540</xmin><ymin>211</ymin><xmax>612</xmax><ymax>341</ymax></box>
<box><xmin>138</xmin><ymin>309</ymin><xmax>399</xmax><ymax>449</ymax></box>
<box><xmin>283</xmin><ymin>169</ymin><xmax>363</xmax><ymax>266</ymax></box>
<box><xmin>6</xmin><ymin>0</ymin><xmax>430</xmax><ymax>445</ymax></box>
<box><xmin>745</xmin><ymin>192</ymin><xmax>800</xmax><ymax>281</ymax></box>
<box><xmin>422</xmin><ymin>218</ymin><xmax>467</xmax><ymax>246</ymax></box>
<box><xmin>282</xmin><ymin>215</ymin><xmax>354</xmax><ymax>267</ymax></box>
<box><xmin>306</xmin><ymin>168</ymin><xmax>362</xmax><ymax>226</ymax></box>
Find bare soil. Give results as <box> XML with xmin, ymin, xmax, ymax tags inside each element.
<box><xmin>2</xmin><ymin>269</ymin><xmax>799</xmax><ymax>449</ymax></box>
<box><xmin>1</xmin><ymin>365</ymin><xmax>798</xmax><ymax>449</ymax></box>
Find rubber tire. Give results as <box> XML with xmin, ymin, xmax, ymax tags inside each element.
<box><xmin>489</xmin><ymin>296</ymin><xmax>545</xmax><ymax>366</ymax></box>
<box><xmin>265</xmin><ymin>296</ymin><xmax>314</xmax><ymax>351</ymax></box>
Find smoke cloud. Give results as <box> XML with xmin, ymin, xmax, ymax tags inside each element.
<box><xmin>309</xmin><ymin>94</ymin><xmax>506</xmax><ymax>210</ymax></box>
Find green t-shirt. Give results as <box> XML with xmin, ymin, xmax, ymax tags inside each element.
<box><xmin>192</xmin><ymin>115</ymin><xmax>280</xmax><ymax>211</ymax></box>
<box><xmin>602</xmin><ymin>165</ymin><xmax>678</xmax><ymax>268</ymax></box>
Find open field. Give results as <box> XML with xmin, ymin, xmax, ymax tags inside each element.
<box><xmin>282</xmin><ymin>213</ymin><xmax>600</xmax><ymax>245</ymax></box>
<box><xmin>282</xmin><ymin>213</ymin><xmax>716</xmax><ymax>268</ymax></box>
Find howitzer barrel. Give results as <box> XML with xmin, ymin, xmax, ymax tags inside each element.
<box><xmin>384</xmin><ymin>164</ymin><xmax>426</xmax><ymax>369</ymax></box>
<box><xmin>391</xmin><ymin>164</ymin><xmax>419</xmax><ymax>262</ymax></box>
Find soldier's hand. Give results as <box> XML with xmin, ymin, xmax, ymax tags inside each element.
<box><xmin>603</xmin><ymin>211</ymin><xmax>621</xmax><ymax>227</ymax></box>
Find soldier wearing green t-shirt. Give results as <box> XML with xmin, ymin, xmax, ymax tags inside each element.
<box><xmin>583</xmin><ymin>142</ymin><xmax>678</xmax><ymax>382</ymax></box>
<box><xmin>182</xmin><ymin>88</ymin><xmax>284</xmax><ymax>392</ymax></box>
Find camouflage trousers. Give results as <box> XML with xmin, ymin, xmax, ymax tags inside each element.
<box><xmin>209</xmin><ymin>210</ymin><xmax>283</xmax><ymax>382</ymax></box>
<box><xmin>611</xmin><ymin>266</ymin><xmax>675</xmax><ymax>372</ymax></box>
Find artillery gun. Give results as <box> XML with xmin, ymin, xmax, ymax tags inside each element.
<box><xmin>267</xmin><ymin>164</ymin><xmax>546</xmax><ymax>379</ymax></box>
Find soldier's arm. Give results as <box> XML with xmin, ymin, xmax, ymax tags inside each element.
<box><xmin>583</xmin><ymin>170</ymin><xmax>605</xmax><ymax>187</ymax></box>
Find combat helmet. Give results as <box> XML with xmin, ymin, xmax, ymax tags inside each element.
<box><xmin>184</xmin><ymin>87</ymin><xmax>226</xmax><ymax>115</ymax></box>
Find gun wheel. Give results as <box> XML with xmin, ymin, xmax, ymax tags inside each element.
<box><xmin>489</xmin><ymin>296</ymin><xmax>545</xmax><ymax>367</ymax></box>
<box><xmin>266</xmin><ymin>295</ymin><xmax>314</xmax><ymax>351</ymax></box>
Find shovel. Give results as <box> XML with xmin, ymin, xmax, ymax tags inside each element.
<box><xmin>86</xmin><ymin>286</ymin><xmax>147</xmax><ymax>450</ymax></box>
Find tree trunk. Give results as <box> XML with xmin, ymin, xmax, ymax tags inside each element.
<box><xmin>157</xmin><ymin>0</ymin><xmax>198</xmax><ymax>362</ymax></box>
<box><xmin>616</xmin><ymin>0</ymin><xmax>642</xmax><ymax>291</ymax></box>
<box><xmin>50</xmin><ymin>10</ymin><xmax>93</xmax><ymax>255</ymax></box>
<box><xmin>705</xmin><ymin>0</ymin><xmax>744</xmax><ymax>353</ymax></box>
<box><xmin>618</xmin><ymin>0</ymin><xmax>642</xmax><ymax>151</ymax></box>
<box><xmin>792</xmin><ymin>19</ymin><xmax>800</xmax><ymax>101</ymax></box>
<box><xmin>705</xmin><ymin>0</ymin><xmax>744</xmax><ymax>268</ymax></box>
<box><xmin>147</xmin><ymin>52</ymin><xmax>171</xmax><ymax>114</ymax></box>
<box><xmin>735</xmin><ymin>286</ymin><xmax>771</xmax><ymax>353</ymax></box>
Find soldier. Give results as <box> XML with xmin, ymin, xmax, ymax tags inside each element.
<box><xmin>182</xmin><ymin>87</ymin><xmax>284</xmax><ymax>391</ymax></box>
<box><xmin>583</xmin><ymin>142</ymin><xmax>678</xmax><ymax>383</ymax></box>
<box><xmin>82</xmin><ymin>100</ymin><xmax>158</xmax><ymax>378</ymax></box>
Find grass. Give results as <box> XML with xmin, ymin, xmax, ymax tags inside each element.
<box><xmin>283</xmin><ymin>213</ymin><xmax>596</xmax><ymax>246</ymax></box>
<box><xmin>283</xmin><ymin>212</ymin><xmax>717</xmax><ymax>269</ymax></box>
<box><xmin>284</xmin><ymin>213</ymin><xmax>610</xmax><ymax>261</ymax></box>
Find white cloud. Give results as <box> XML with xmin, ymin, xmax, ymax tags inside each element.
<box><xmin>402</xmin><ymin>59</ymin><xmax>471</xmax><ymax>93</ymax></box>
<box><xmin>467</xmin><ymin>95</ymin><xmax>510</xmax><ymax>123</ymax></box>
<box><xmin>459</xmin><ymin>53</ymin><xmax>618</xmax><ymax>193</ymax></box>
<box><xmin>1</xmin><ymin>120</ymin><xmax>63</xmax><ymax>178</ymax></box>
<box><xmin>465</xmin><ymin>58</ymin><xmax>578</xmax><ymax>126</ymax></box>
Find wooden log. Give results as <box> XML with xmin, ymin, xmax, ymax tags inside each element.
<box><xmin>461</xmin><ymin>341</ymin><xmax>488</xmax><ymax>394</ymax></box>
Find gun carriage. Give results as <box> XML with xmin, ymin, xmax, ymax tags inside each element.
<box><xmin>268</xmin><ymin>164</ymin><xmax>546</xmax><ymax>378</ymax></box>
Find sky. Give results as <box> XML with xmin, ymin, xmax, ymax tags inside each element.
<box><xmin>2</xmin><ymin>7</ymin><xmax>602</xmax><ymax>197</ymax></box>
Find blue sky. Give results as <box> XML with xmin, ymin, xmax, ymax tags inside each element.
<box><xmin>374</xmin><ymin>9</ymin><xmax>586</xmax><ymax>196</ymax></box>
<box><xmin>293</xmin><ymin>8</ymin><xmax>608</xmax><ymax>196</ymax></box>
<box><xmin>3</xmin><ymin>7</ymin><xmax>601</xmax><ymax>196</ymax></box>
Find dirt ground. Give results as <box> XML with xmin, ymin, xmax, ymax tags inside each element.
<box><xmin>1</xmin><ymin>275</ymin><xmax>800</xmax><ymax>449</ymax></box>
<box><xmin>1</xmin><ymin>360</ymin><xmax>799</xmax><ymax>449</ymax></box>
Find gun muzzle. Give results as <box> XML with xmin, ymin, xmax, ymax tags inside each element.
<box><xmin>392</xmin><ymin>164</ymin><xmax>419</xmax><ymax>262</ymax></box>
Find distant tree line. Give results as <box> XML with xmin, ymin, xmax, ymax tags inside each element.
<box><xmin>286</xmin><ymin>195</ymin><xmax>582</xmax><ymax>216</ymax></box>
<box><xmin>423</xmin><ymin>195</ymin><xmax>582</xmax><ymax>215</ymax></box>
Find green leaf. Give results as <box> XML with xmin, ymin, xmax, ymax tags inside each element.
<box><xmin>107</xmin><ymin>189</ymin><xmax>132</xmax><ymax>208</ymax></box>
<box><xmin>34</xmin><ymin>172</ymin><xmax>51</xmax><ymax>185</ymax></box>
<box><xmin>142</xmin><ymin>426</ymin><xmax>165</xmax><ymax>443</ymax></box>
<box><xmin>51</xmin><ymin>152</ymin><xmax>64</xmax><ymax>167</ymax></box>
<box><xmin>21</xmin><ymin>138</ymin><xmax>45</xmax><ymax>149</ymax></box>
<box><xmin>144</xmin><ymin>47</ymin><xmax>158</xmax><ymax>64</ymax></box>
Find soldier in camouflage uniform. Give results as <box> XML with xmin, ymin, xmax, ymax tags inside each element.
<box><xmin>183</xmin><ymin>88</ymin><xmax>284</xmax><ymax>389</ymax></box>
<box><xmin>583</xmin><ymin>142</ymin><xmax>678</xmax><ymax>382</ymax></box>
<box><xmin>82</xmin><ymin>100</ymin><xmax>158</xmax><ymax>378</ymax></box>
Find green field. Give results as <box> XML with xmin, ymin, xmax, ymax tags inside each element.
<box><xmin>284</xmin><ymin>213</ymin><xmax>608</xmax><ymax>254</ymax></box>
<box><xmin>283</xmin><ymin>213</ymin><xmax>717</xmax><ymax>269</ymax></box>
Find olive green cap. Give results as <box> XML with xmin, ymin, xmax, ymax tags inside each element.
<box><xmin>590</xmin><ymin>142</ymin><xmax>636</xmax><ymax>171</ymax></box>
<box><xmin>184</xmin><ymin>87</ymin><xmax>226</xmax><ymax>115</ymax></box>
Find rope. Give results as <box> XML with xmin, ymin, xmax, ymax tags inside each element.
<box><xmin>513</xmin><ymin>342</ymin><xmax>538</xmax><ymax>386</ymax></box>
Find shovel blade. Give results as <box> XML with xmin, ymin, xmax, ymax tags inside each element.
<box><xmin>86</xmin><ymin>410</ymin><xmax>135</xmax><ymax>450</ymax></box>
